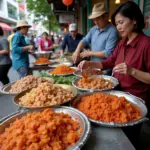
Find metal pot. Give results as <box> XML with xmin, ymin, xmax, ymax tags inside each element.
<box><xmin>33</xmin><ymin>51</ymin><xmax>52</xmax><ymax>59</ymax></box>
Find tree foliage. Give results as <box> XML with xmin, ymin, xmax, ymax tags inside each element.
<box><xmin>26</xmin><ymin>0</ymin><xmax>60</xmax><ymax>32</ymax></box>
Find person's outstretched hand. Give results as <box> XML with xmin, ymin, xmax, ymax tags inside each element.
<box><xmin>78</xmin><ymin>60</ymin><xmax>90</xmax><ymax>70</ymax></box>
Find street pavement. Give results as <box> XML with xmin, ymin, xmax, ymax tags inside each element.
<box><xmin>8</xmin><ymin>54</ymin><xmax>36</xmax><ymax>82</ymax></box>
<box><xmin>8</xmin><ymin>67</ymin><xmax>19</xmax><ymax>82</ymax></box>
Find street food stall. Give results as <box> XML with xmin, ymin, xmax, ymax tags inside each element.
<box><xmin>0</xmin><ymin>94</ymin><xmax>136</xmax><ymax>150</ymax></box>
<box><xmin>0</xmin><ymin>53</ymin><xmax>148</xmax><ymax>150</ymax></box>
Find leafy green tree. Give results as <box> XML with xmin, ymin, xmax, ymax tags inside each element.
<box><xmin>19</xmin><ymin>11</ymin><xmax>25</xmax><ymax>20</ymax></box>
<box><xmin>26</xmin><ymin>0</ymin><xmax>60</xmax><ymax>32</ymax></box>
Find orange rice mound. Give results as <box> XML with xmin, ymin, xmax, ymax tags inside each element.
<box><xmin>0</xmin><ymin>109</ymin><xmax>82</xmax><ymax>150</ymax></box>
<box><xmin>35</xmin><ymin>58</ymin><xmax>50</xmax><ymax>64</ymax></box>
<box><xmin>76</xmin><ymin>93</ymin><xmax>141</xmax><ymax>123</ymax></box>
<box><xmin>50</xmin><ymin>65</ymin><xmax>75</xmax><ymax>75</ymax></box>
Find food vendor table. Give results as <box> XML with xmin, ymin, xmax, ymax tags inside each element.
<box><xmin>0</xmin><ymin>94</ymin><xmax>135</xmax><ymax>150</ymax></box>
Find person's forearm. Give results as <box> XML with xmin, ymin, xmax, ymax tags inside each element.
<box><xmin>22</xmin><ymin>46</ymin><xmax>30</xmax><ymax>52</ymax></box>
<box><xmin>90</xmin><ymin>50</ymin><xmax>106</xmax><ymax>58</ymax></box>
<box><xmin>130</xmin><ymin>68</ymin><xmax>150</xmax><ymax>84</ymax></box>
<box><xmin>76</xmin><ymin>42</ymin><xmax>85</xmax><ymax>53</ymax></box>
<box><xmin>0</xmin><ymin>50</ymin><xmax>9</xmax><ymax>54</ymax></box>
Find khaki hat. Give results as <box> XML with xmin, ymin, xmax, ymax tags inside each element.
<box><xmin>69</xmin><ymin>23</ymin><xmax>77</xmax><ymax>31</ymax></box>
<box><xmin>16</xmin><ymin>20</ymin><xmax>31</xmax><ymax>28</ymax></box>
<box><xmin>88</xmin><ymin>3</ymin><xmax>107</xmax><ymax>19</ymax></box>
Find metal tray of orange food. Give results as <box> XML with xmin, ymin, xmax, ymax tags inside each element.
<box><xmin>47</xmin><ymin>67</ymin><xmax>78</xmax><ymax>76</ymax></box>
<box><xmin>33</xmin><ymin>59</ymin><xmax>56</xmax><ymax>66</ymax></box>
<box><xmin>72</xmin><ymin>75</ymin><xmax>119</xmax><ymax>92</ymax></box>
<box><xmin>33</xmin><ymin>62</ymin><xmax>51</xmax><ymax>66</ymax></box>
<box><xmin>71</xmin><ymin>90</ymin><xmax>148</xmax><ymax>127</ymax></box>
<box><xmin>73</xmin><ymin>68</ymin><xmax>103</xmax><ymax>77</ymax></box>
<box><xmin>0</xmin><ymin>106</ymin><xmax>91</xmax><ymax>150</ymax></box>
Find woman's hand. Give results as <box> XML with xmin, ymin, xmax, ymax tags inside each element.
<box><xmin>78</xmin><ymin>60</ymin><xmax>90</xmax><ymax>70</ymax></box>
<box><xmin>113</xmin><ymin>62</ymin><xmax>150</xmax><ymax>84</ymax></box>
<box><xmin>80</xmin><ymin>50</ymin><xmax>91</xmax><ymax>58</ymax></box>
<box><xmin>113</xmin><ymin>62</ymin><xmax>134</xmax><ymax>75</ymax></box>
<box><xmin>78</xmin><ymin>60</ymin><xmax>103</xmax><ymax>70</ymax></box>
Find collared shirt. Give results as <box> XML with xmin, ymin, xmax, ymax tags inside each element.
<box><xmin>81</xmin><ymin>23</ymin><xmax>118</xmax><ymax>61</ymax></box>
<box><xmin>12</xmin><ymin>31</ymin><xmax>29</xmax><ymax>70</ymax></box>
<box><xmin>61</xmin><ymin>33</ymin><xmax>84</xmax><ymax>52</ymax></box>
<box><xmin>102</xmin><ymin>33</ymin><xmax>150</xmax><ymax>101</ymax></box>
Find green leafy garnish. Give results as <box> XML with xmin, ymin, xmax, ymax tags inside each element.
<box><xmin>36</xmin><ymin>71</ymin><xmax>77</xmax><ymax>85</ymax></box>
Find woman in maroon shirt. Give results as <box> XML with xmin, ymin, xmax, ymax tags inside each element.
<box><xmin>39</xmin><ymin>32</ymin><xmax>53</xmax><ymax>51</ymax></box>
<box><xmin>78</xmin><ymin>1</ymin><xmax>150</xmax><ymax>149</ymax></box>
<box><xmin>79</xmin><ymin>1</ymin><xmax>150</xmax><ymax>102</ymax></box>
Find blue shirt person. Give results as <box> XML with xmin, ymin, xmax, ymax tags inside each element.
<box><xmin>12</xmin><ymin>32</ymin><xmax>29</xmax><ymax>70</ymax></box>
<box><xmin>72</xmin><ymin>3</ymin><xmax>119</xmax><ymax>75</ymax></box>
<box><xmin>60</xmin><ymin>23</ymin><xmax>84</xmax><ymax>54</ymax></box>
<box><xmin>81</xmin><ymin>24</ymin><xmax>118</xmax><ymax>62</ymax></box>
<box><xmin>61</xmin><ymin>33</ymin><xmax>84</xmax><ymax>53</ymax></box>
<box><xmin>12</xmin><ymin>20</ymin><xmax>33</xmax><ymax>78</ymax></box>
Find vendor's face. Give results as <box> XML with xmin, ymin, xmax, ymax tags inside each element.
<box><xmin>93</xmin><ymin>15</ymin><xmax>107</xmax><ymax>29</ymax></box>
<box><xmin>70</xmin><ymin>30</ymin><xmax>77</xmax><ymax>38</ymax></box>
<box><xmin>21</xmin><ymin>27</ymin><xmax>29</xmax><ymax>35</ymax></box>
<box><xmin>115</xmin><ymin>13</ymin><xmax>136</xmax><ymax>38</ymax></box>
<box><xmin>43</xmin><ymin>34</ymin><xmax>48</xmax><ymax>40</ymax></box>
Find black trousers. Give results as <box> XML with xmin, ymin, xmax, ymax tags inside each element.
<box><xmin>0</xmin><ymin>64</ymin><xmax>11</xmax><ymax>85</ymax></box>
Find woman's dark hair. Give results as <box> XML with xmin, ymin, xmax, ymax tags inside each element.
<box><xmin>0</xmin><ymin>26</ymin><xmax>4</xmax><ymax>36</ymax></box>
<box><xmin>42</xmin><ymin>32</ymin><xmax>48</xmax><ymax>36</ymax></box>
<box><xmin>111</xmin><ymin>1</ymin><xmax>145</xmax><ymax>32</ymax></box>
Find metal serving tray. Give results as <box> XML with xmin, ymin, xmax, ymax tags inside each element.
<box><xmin>13</xmin><ymin>84</ymin><xmax>78</xmax><ymax>109</ymax></box>
<box><xmin>34</xmin><ymin>51</ymin><xmax>53</xmax><ymax>54</ymax></box>
<box><xmin>49</xmin><ymin>62</ymin><xmax>73</xmax><ymax>68</ymax></box>
<box><xmin>33</xmin><ymin>62</ymin><xmax>51</xmax><ymax>66</ymax></box>
<box><xmin>73</xmin><ymin>68</ymin><xmax>103</xmax><ymax>77</ymax></box>
<box><xmin>33</xmin><ymin>51</ymin><xmax>53</xmax><ymax>60</ymax></box>
<box><xmin>0</xmin><ymin>77</ymin><xmax>55</xmax><ymax>95</ymax></box>
<box><xmin>72</xmin><ymin>75</ymin><xmax>119</xmax><ymax>92</ymax></box>
<box><xmin>48</xmin><ymin>67</ymin><xmax>77</xmax><ymax>76</ymax></box>
<box><xmin>0</xmin><ymin>82</ymin><xmax>17</xmax><ymax>95</ymax></box>
<box><xmin>0</xmin><ymin>106</ymin><xmax>91</xmax><ymax>150</ymax></box>
<box><xmin>71</xmin><ymin>90</ymin><xmax>148</xmax><ymax>127</ymax></box>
